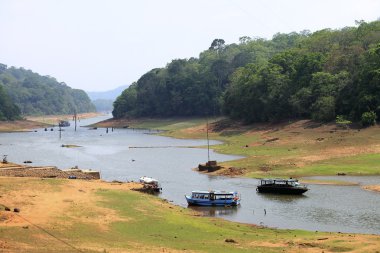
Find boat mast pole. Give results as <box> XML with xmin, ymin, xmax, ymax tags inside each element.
<box><xmin>207</xmin><ymin>118</ymin><xmax>210</xmax><ymax>162</ymax></box>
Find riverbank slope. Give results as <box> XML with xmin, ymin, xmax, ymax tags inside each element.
<box><xmin>1</xmin><ymin>176</ymin><xmax>379</xmax><ymax>252</ymax></box>
<box><xmin>93</xmin><ymin>117</ymin><xmax>380</xmax><ymax>178</ymax></box>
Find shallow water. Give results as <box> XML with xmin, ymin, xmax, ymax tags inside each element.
<box><xmin>1</xmin><ymin>115</ymin><xmax>380</xmax><ymax>234</ymax></box>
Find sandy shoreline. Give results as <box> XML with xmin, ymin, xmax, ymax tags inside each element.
<box><xmin>26</xmin><ymin>112</ymin><xmax>103</xmax><ymax>125</ymax></box>
<box><xmin>362</xmin><ymin>185</ymin><xmax>380</xmax><ymax>193</ymax></box>
<box><xmin>0</xmin><ymin>120</ymin><xmax>51</xmax><ymax>132</ymax></box>
<box><xmin>0</xmin><ymin>112</ymin><xmax>104</xmax><ymax>132</ymax></box>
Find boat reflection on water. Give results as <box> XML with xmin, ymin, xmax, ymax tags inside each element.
<box><xmin>187</xmin><ymin>205</ymin><xmax>240</xmax><ymax>217</ymax></box>
<box><xmin>257</xmin><ymin>192</ymin><xmax>307</xmax><ymax>203</ymax></box>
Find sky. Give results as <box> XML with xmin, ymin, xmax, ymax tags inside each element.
<box><xmin>0</xmin><ymin>0</ymin><xmax>379</xmax><ymax>92</ymax></box>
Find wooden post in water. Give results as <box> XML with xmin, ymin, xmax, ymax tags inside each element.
<box><xmin>73</xmin><ymin>111</ymin><xmax>77</xmax><ymax>131</ymax></box>
<box><xmin>59</xmin><ymin>126</ymin><xmax>62</xmax><ymax>139</ymax></box>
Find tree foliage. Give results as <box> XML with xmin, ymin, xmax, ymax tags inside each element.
<box><xmin>0</xmin><ymin>65</ymin><xmax>95</xmax><ymax>116</ymax></box>
<box><xmin>114</xmin><ymin>20</ymin><xmax>380</xmax><ymax>123</ymax></box>
<box><xmin>0</xmin><ymin>84</ymin><xmax>20</xmax><ymax>120</ymax></box>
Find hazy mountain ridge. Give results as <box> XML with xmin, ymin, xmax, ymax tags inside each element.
<box><xmin>87</xmin><ymin>85</ymin><xmax>129</xmax><ymax>101</ymax></box>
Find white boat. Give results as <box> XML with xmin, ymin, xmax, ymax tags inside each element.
<box><xmin>139</xmin><ymin>176</ymin><xmax>161</xmax><ymax>192</ymax></box>
<box><xmin>139</xmin><ymin>176</ymin><xmax>157</xmax><ymax>184</ymax></box>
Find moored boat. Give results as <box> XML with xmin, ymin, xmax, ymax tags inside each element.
<box><xmin>58</xmin><ymin>120</ymin><xmax>70</xmax><ymax>127</ymax></box>
<box><xmin>185</xmin><ymin>190</ymin><xmax>241</xmax><ymax>206</ymax></box>
<box><xmin>139</xmin><ymin>176</ymin><xmax>161</xmax><ymax>192</ymax></box>
<box><xmin>257</xmin><ymin>178</ymin><xmax>308</xmax><ymax>194</ymax></box>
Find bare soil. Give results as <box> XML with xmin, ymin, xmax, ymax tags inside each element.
<box><xmin>27</xmin><ymin>112</ymin><xmax>103</xmax><ymax>125</ymax></box>
<box><xmin>0</xmin><ymin>120</ymin><xmax>51</xmax><ymax>132</ymax></box>
<box><xmin>362</xmin><ymin>185</ymin><xmax>380</xmax><ymax>193</ymax></box>
<box><xmin>0</xmin><ymin>178</ymin><xmax>140</xmax><ymax>228</ymax></box>
<box><xmin>90</xmin><ymin>117</ymin><xmax>137</xmax><ymax>128</ymax></box>
<box><xmin>0</xmin><ymin>176</ymin><xmax>379</xmax><ymax>252</ymax></box>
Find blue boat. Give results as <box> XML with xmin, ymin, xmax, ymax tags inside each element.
<box><xmin>185</xmin><ymin>190</ymin><xmax>241</xmax><ymax>206</ymax></box>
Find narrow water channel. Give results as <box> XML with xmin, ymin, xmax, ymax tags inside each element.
<box><xmin>1</xmin><ymin>115</ymin><xmax>379</xmax><ymax>234</ymax></box>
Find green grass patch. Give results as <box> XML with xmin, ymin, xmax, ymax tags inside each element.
<box><xmin>94</xmin><ymin>189</ymin><xmax>305</xmax><ymax>252</ymax></box>
<box><xmin>129</xmin><ymin>117</ymin><xmax>212</xmax><ymax>132</ymax></box>
<box><xmin>301</xmin><ymin>153</ymin><xmax>380</xmax><ymax>176</ymax></box>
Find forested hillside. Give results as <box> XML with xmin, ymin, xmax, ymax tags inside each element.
<box><xmin>0</xmin><ymin>84</ymin><xmax>20</xmax><ymax>120</ymax></box>
<box><xmin>113</xmin><ymin>20</ymin><xmax>380</xmax><ymax>124</ymax></box>
<box><xmin>0</xmin><ymin>64</ymin><xmax>95</xmax><ymax>116</ymax></box>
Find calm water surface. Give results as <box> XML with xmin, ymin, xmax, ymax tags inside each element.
<box><xmin>1</xmin><ymin>115</ymin><xmax>380</xmax><ymax>234</ymax></box>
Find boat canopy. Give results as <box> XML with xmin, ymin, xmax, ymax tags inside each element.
<box><xmin>139</xmin><ymin>176</ymin><xmax>159</xmax><ymax>184</ymax></box>
<box><xmin>260</xmin><ymin>178</ymin><xmax>300</xmax><ymax>185</ymax></box>
<box><xmin>191</xmin><ymin>190</ymin><xmax>236</xmax><ymax>195</ymax></box>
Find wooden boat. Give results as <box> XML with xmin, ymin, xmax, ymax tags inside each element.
<box><xmin>198</xmin><ymin>160</ymin><xmax>221</xmax><ymax>172</ymax></box>
<box><xmin>257</xmin><ymin>178</ymin><xmax>308</xmax><ymax>194</ymax></box>
<box><xmin>198</xmin><ymin>120</ymin><xmax>221</xmax><ymax>172</ymax></box>
<box><xmin>139</xmin><ymin>176</ymin><xmax>161</xmax><ymax>192</ymax></box>
<box><xmin>185</xmin><ymin>190</ymin><xmax>241</xmax><ymax>206</ymax></box>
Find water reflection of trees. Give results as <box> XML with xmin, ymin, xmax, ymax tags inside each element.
<box><xmin>188</xmin><ymin>206</ymin><xmax>240</xmax><ymax>216</ymax></box>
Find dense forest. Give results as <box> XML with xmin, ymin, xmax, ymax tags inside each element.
<box><xmin>0</xmin><ymin>83</ymin><xmax>20</xmax><ymax>120</ymax></box>
<box><xmin>0</xmin><ymin>64</ymin><xmax>95</xmax><ymax>118</ymax></box>
<box><xmin>113</xmin><ymin>20</ymin><xmax>380</xmax><ymax>124</ymax></box>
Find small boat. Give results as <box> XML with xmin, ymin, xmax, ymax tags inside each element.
<box><xmin>197</xmin><ymin>120</ymin><xmax>221</xmax><ymax>173</ymax></box>
<box><xmin>257</xmin><ymin>178</ymin><xmax>308</xmax><ymax>194</ymax></box>
<box><xmin>185</xmin><ymin>190</ymin><xmax>241</xmax><ymax>206</ymax></box>
<box><xmin>139</xmin><ymin>176</ymin><xmax>161</xmax><ymax>192</ymax></box>
<box><xmin>58</xmin><ymin>120</ymin><xmax>70</xmax><ymax>127</ymax></box>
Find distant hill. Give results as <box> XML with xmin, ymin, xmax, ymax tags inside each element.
<box><xmin>86</xmin><ymin>85</ymin><xmax>129</xmax><ymax>112</ymax></box>
<box><xmin>91</xmin><ymin>99</ymin><xmax>114</xmax><ymax>112</ymax></box>
<box><xmin>0</xmin><ymin>64</ymin><xmax>95</xmax><ymax>116</ymax></box>
<box><xmin>87</xmin><ymin>85</ymin><xmax>129</xmax><ymax>101</ymax></box>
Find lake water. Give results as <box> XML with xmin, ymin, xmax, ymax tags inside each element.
<box><xmin>1</xmin><ymin>115</ymin><xmax>380</xmax><ymax>234</ymax></box>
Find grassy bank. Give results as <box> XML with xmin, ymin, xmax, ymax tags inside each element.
<box><xmin>95</xmin><ymin>117</ymin><xmax>380</xmax><ymax>178</ymax></box>
<box><xmin>1</xmin><ymin>177</ymin><xmax>378</xmax><ymax>252</ymax></box>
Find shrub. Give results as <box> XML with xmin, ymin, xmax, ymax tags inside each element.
<box><xmin>361</xmin><ymin>111</ymin><xmax>377</xmax><ymax>127</ymax></box>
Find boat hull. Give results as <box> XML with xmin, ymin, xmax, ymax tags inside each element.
<box><xmin>257</xmin><ymin>186</ymin><xmax>308</xmax><ymax>194</ymax></box>
<box><xmin>185</xmin><ymin>196</ymin><xmax>240</xmax><ymax>206</ymax></box>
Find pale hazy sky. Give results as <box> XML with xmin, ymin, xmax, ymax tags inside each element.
<box><xmin>1</xmin><ymin>0</ymin><xmax>379</xmax><ymax>91</ymax></box>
